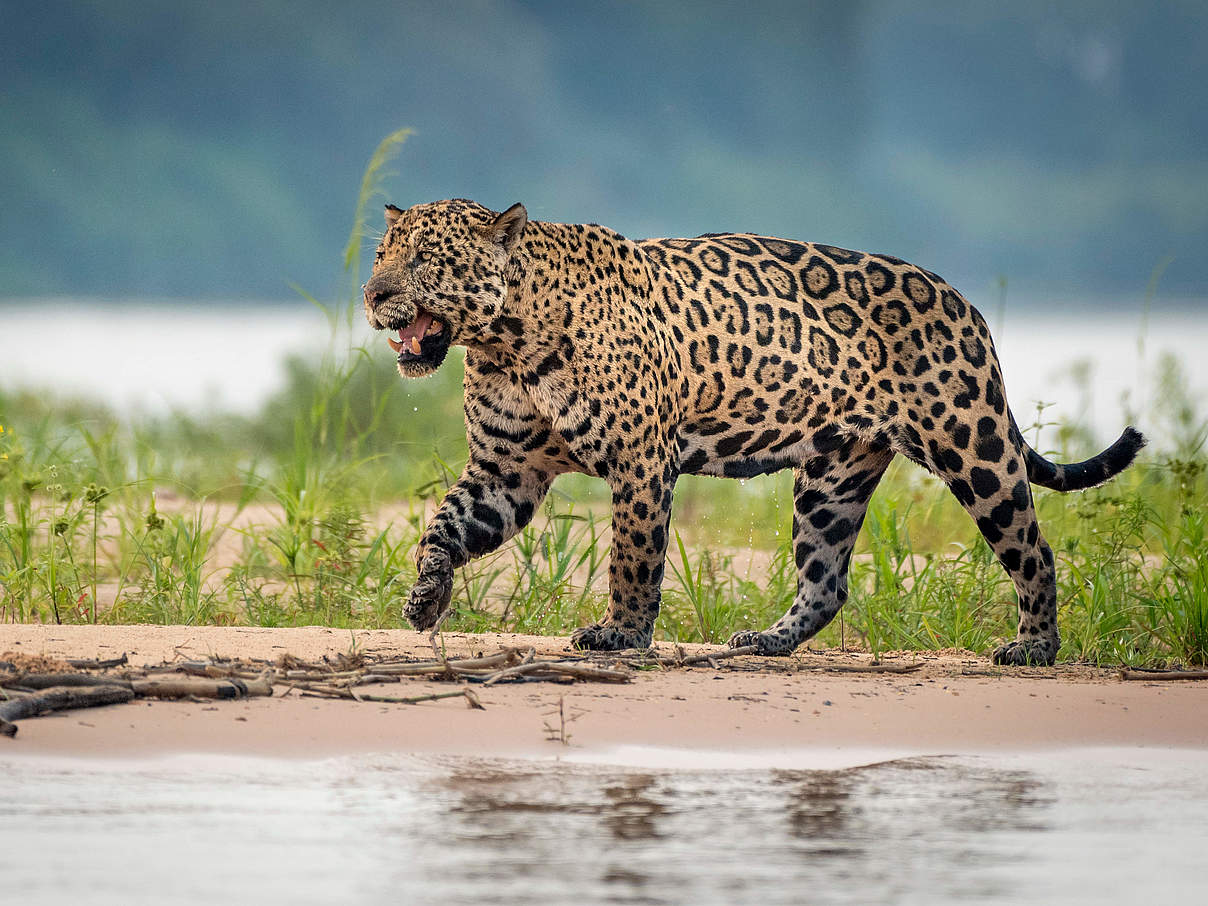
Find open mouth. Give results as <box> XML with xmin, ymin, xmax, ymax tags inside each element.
<box><xmin>385</xmin><ymin>306</ymin><xmax>451</xmax><ymax>370</ymax></box>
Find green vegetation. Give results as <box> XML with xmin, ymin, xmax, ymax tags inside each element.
<box><xmin>2</xmin><ymin>136</ymin><xmax>1205</xmax><ymax>666</ymax></box>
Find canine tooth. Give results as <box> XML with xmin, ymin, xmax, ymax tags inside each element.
<box><xmin>410</xmin><ymin>336</ymin><xmax>422</xmax><ymax>355</ymax></box>
<box><xmin>430</xmin><ymin>320</ymin><xmax>443</xmax><ymax>335</ymax></box>
<box><xmin>387</xmin><ymin>336</ymin><xmax>402</xmax><ymax>353</ymax></box>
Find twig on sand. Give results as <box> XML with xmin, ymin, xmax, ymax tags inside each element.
<box><xmin>1</xmin><ymin>672</ymin><xmax>135</xmax><ymax>691</ymax></box>
<box><xmin>604</xmin><ymin>645</ymin><xmax>920</xmax><ymax>674</ymax></box>
<box><xmin>130</xmin><ymin>674</ymin><xmax>273</xmax><ymax>699</ymax></box>
<box><xmin>481</xmin><ymin>661</ymin><xmax>631</xmax><ymax>686</ymax></box>
<box><xmin>803</xmin><ymin>662</ymin><xmax>923</xmax><ymax>674</ymax></box>
<box><xmin>615</xmin><ymin>645</ymin><xmax>760</xmax><ymax>668</ymax></box>
<box><xmin>358</xmin><ymin>688</ymin><xmax>485</xmax><ymax>709</ymax></box>
<box><xmin>0</xmin><ymin>685</ymin><xmax>134</xmax><ymax>737</ymax></box>
<box><xmin>67</xmin><ymin>654</ymin><xmax>129</xmax><ymax>670</ymax></box>
<box><xmin>0</xmin><ymin>670</ymin><xmax>273</xmax><ymax>699</ymax></box>
<box><xmin>1120</xmin><ymin>668</ymin><xmax>1208</xmax><ymax>681</ymax></box>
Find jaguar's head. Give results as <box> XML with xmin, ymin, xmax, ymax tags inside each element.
<box><xmin>363</xmin><ymin>198</ymin><xmax>527</xmax><ymax>377</ymax></box>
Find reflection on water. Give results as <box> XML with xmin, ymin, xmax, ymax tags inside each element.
<box><xmin>425</xmin><ymin>756</ymin><xmax>1061</xmax><ymax>903</ymax></box>
<box><xmin>1</xmin><ymin>750</ymin><xmax>1204</xmax><ymax>905</ymax></box>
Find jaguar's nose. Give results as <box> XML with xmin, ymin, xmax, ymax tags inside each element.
<box><xmin>364</xmin><ymin>284</ymin><xmax>393</xmax><ymax>310</ymax></box>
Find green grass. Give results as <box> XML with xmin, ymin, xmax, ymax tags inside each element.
<box><xmin>2</xmin><ymin>134</ymin><xmax>1205</xmax><ymax>666</ymax></box>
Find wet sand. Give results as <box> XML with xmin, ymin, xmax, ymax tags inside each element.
<box><xmin>2</xmin><ymin>624</ymin><xmax>1205</xmax><ymax>759</ymax></box>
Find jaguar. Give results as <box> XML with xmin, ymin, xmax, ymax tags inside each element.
<box><xmin>363</xmin><ymin>198</ymin><xmax>1144</xmax><ymax>665</ymax></box>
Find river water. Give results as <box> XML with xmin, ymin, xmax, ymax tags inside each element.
<box><xmin>0</xmin><ymin>300</ymin><xmax>1204</xmax><ymax>447</ymax></box>
<box><xmin>2</xmin><ymin>747</ymin><xmax>1204</xmax><ymax>904</ymax></box>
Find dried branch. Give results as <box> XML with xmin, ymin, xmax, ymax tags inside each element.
<box><xmin>0</xmin><ymin>685</ymin><xmax>134</xmax><ymax>737</ymax></box>
<box><xmin>67</xmin><ymin>654</ymin><xmax>129</xmax><ymax>670</ymax></box>
<box><xmin>1121</xmin><ymin>668</ymin><xmax>1208</xmax><ymax>681</ymax></box>
<box><xmin>802</xmin><ymin>662</ymin><xmax>923</xmax><ymax>674</ymax></box>
<box><xmin>130</xmin><ymin>674</ymin><xmax>273</xmax><ymax>699</ymax></box>
<box><xmin>482</xmin><ymin>661</ymin><xmax>630</xmax><ymax>686</ymax></box>
<box><xmin>356</xmin><ymin>689</ymin><xmax>485</xmax><ymax>709</ymax></box>
<box><xmin>1</xmin><ymin>673</ymin><xmax>135</xmax><ymax>691</ymax></box>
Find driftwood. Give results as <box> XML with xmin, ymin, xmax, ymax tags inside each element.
<box><xmin>131</xmin><ymin>674</ymin><xmax>273</xmax><ymax>699</ymax></box>
<box><xmin>357</xmin><ymin>688</ymin><xmax>485</xmax><ymax>709</ymax></box>
<box><xmin>2</xmin><ymin>673</ymin><xmax>135</xmax><ymax>691</ymax></box>
<box><xmin>617</xmin><ymin>645</ymin><xmax>760</xmax><ymax>668</ymax></box>
<box><xmin>481</xmin><ymin>661</ymin><xmax>631</xmax><ymax>686</ymax></box>
<box><xmin>0</xmin><ymin>670</ymin><xmax>272</xmax><ymax>736</ymax></box>
<box><xmin>67</xmin><ymin>654</ymin><xmax>129</xmax><ymax>670</ymax></box>
<box><xmin>279</xmin><ymin>649</ymin><xmax>520</xmax><ymax>682</ymax></box>
<box><xmin>0</xmin><ymin>685</ymin><xmax>134</xmax><ymax>737</ymax></box>
<box><xmin>1121</xmin><ymin>668</ymin><xmax>1208</xmax><ymax>681</ymax></box>
<box><xmin>609</xmin><ymin>645</ymin><xmax>921</xmax><ymax>674</ymax></box>
<box><xmin>0</xmin><ymin>636</ymin><xmax>938</xmax><ymax>739</ymax></box>
<box><xmin>0</xmin><ymin>671</ymin><xmax>274</xmax><ymax>698</ymax></box>
<box><xmin>802</xmin><ymin>661</ymin><xmax>923</xmax><ymax>674</ymax></box>
<box><xmin>283</xmin><ymin>646</ymin><xmax>629</xmax><ymax>701</ymax></box>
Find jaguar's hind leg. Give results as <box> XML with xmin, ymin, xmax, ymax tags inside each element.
<box><xmin>729</xmin><ymin>440</ymin><xmax>893</xmax><ymax>655</ymax></box>
<box><xmin>935</xmin><ymin>417</ymin><xmax>1061</xmax><ymax>665</ymax></box>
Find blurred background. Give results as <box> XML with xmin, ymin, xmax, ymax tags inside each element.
<box><xmin>1</xmin><ymin>0</ymin><xmax>1205</xmax><ymax>438</ymax></box>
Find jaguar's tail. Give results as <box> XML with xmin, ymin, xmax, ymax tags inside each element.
<box><xmin>1023</xmin><ymin>426</ymin><xmax>1146</xmax><ymax>492</ymax></box>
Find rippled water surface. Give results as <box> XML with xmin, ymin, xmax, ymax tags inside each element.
<box><xmin>2</xmin><ymin>748</ymin><xmax>1204</xmax><ymax>905</ymax></box>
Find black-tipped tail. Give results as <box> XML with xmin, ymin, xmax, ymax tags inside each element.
<box><xmin>1025</xmin><ymin>426</ymin><xmax>1146</xmax><ymax>492</ymax></box>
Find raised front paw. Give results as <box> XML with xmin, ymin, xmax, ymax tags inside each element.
<box><xmin>404</xmin><ymin>548</ymin><xmax>454</xmax><ymax>631</ymax></box>
<box><xmin>570</xmin><ymin>622</ymin><xmax>652</xmax><ymax>652</ymax></box>
<box><xmin>991</xmin><ymin>638</ymin><xmax>1058</xmax><ymax>667</ymax></box>
<box><xmin>727</xmin><ymin>629</ymin><xmax>798</xmax><ymax>656</ymax></box>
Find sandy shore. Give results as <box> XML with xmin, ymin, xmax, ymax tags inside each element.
<box><xmin>2</xmin><ymin>624</ymin><xmax>1205</xmax><ymax>761</ymax></box>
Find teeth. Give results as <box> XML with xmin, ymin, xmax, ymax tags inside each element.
<box><xmin>410</xmin><ymin>336</ymin><xmax>422</xmax><ymax>355</ymax></box>
<box><xmin>430</xmin><ymin>320</ymin><xmax>443</xmax><ymax>335</ymax></box>
<box><xmin>387</xmin><ymin>336</ymin><xmax>402</xmax><ymax>353</ymax></box>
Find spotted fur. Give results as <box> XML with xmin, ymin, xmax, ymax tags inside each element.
<box><xmin>364</xmin><ymin>199</ymin><xmax>1145</xmax><ymax>665</ymax></box>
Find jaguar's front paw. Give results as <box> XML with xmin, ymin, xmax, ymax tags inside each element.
<box><xmin>404</xmin><ymin>548</ymin><xmax>454</xmax><ymax>631</ymax></box>
<box><xmin>727</xmin><ymin>629</ymin><xmax>797</xmax><ymax>656</ymax></box>
<box><xmin>570</xmin><ymin>622</ymin><xmax>652</xmax><ymax>652</ymax></box>
<box><xmin>991</xmin><ymin>638</ymin><xmax>1058</xmax><ymax>667</ymax></box>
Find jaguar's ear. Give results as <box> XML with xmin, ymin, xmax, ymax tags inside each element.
<box><xmin>384</xmin><ymin>204</ymin><xmax>404</xmax><ymax>227</ymax></box>
<box><xmin>484</xmin><ymin>203</ymin><xmax>527</xmax><ymax>253</ymax></box>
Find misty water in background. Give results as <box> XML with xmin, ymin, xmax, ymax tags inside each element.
<box><xmin>0</xmin><ymin>300</ymin><xmax>1203</xmax><ymax>449</ymax></box>
<box><xmin>2</xmin><ymin>748</ymin><xmax>1204</xmax><ymax>905</ymax></box>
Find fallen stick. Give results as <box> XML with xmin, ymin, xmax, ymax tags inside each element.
<box><xmin>482</xmin><ymin>661</ymin><xmax>630</xmax><ymax>686</ymax></box>
<box><xmin>67</xmin><ymin>654</ymin><xmax>129</xmax><ymax>670</ymax></box>
<box><xmin>1</xmin><ymin>684</ymin><xmax>134</xmax><ymax>738</ymax></box>
<box><xmin>356</xmin><ymin>689</ymin><xmax>486</xmax><ymax>709</ymax></box>
<box><xmin>294</xmin><ymin>683</ymin><xmax>355</xmax><ymax>699</ymax></box>
<box><xmin>1121</xmin><ymin>668</ymin><xmax>1208</xmax><ymax>681</ymax></box>
<box><xmin>677</xmin><ymin>645</ymin><xmax>759</xmax><ymax>665</ymax></box>
<box><xmin>615</xmin><ymin>645</ymin><xmax>760</xmax><ymax>668</ymax></box>
<box><xmin>151</xmin><ymin>661</ymin><xmax>266</xmax><ymax>680</ymax></box>
<box><xmin>803</xmin><ymin>662</ymin><xmax>923</xmax><ymax>674</ymax></box>
<box><xmin>1</xmin><ymin>673</ymin><xmax>135</xmax><ymax>691</ymax></box>
<box><xmin>130</xmin><ymin>674</ymin><xmax>273</xmax><ymax>699</ymax></box>
<box><xmin>284</xmin><ymin>649</ymin><xmax>523</xmax><ymax>681</ymax></box>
